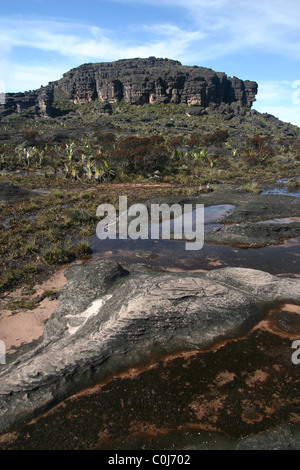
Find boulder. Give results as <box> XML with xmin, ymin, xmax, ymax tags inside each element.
<box><xmin>0</xmin><ymin>260</ymin><xmax>299</xmax><ymax>433</ymax></box>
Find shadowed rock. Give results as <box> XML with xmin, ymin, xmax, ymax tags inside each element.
<box><xmin>205</xmin><ymin>221</ymin><xmax>300</xmax><ymax>246</ymax></box>
<box><xmin>0</xmin><ymin>181</ymin><xmax>38</xmax><ymax>203</ymax></box>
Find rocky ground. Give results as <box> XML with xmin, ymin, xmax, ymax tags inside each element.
<box><xmin>0</xmin><ymin>60</ymin><xmax>300</xmax><ymax>449</ymax></box>
<box><xmin>146</xmin><ymin>187</ymin><xmax>300</xmax><ymax>247</ymax></box>
<box><xmin>0</xmin><ymin>184</ymin><xmax>299</xmax><ymax>450</ymax></box>
<box><xmin>0</xmin><ymin>260</ymin><xmax>299</xmax><ymax>449</ymax></box>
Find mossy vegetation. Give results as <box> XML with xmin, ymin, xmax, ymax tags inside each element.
<box><xmin>51</xmin><ymin>89</ymin><xmax>77</xmax><ymax>116</ymax></box>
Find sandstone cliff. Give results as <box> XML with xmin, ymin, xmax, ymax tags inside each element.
<box><xmin>1</xmin><ymin>57</ymin><xmax>258</xmax><ymax>117</ymax></box>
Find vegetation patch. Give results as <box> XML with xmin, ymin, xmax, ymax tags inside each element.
<box><xmin>0</xmin><ymin>102</ymin><xmax>299</xmax><ymax>295</ymax></box>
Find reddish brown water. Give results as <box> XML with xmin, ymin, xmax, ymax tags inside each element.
<box><xmin>90</xmin><ymin>205</ymin><xmax>299</xmax><ymax>276</ymax></box>
<box><xmin>90</xmin><ymin>235</ymin><xmax>300</xmax><ymax>276</ymax></box>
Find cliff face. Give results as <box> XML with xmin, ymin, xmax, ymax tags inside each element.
<box><xmin>1</xmin><ymin>57</ymin><xmax>258</xmax><ymax>117</ymax></box>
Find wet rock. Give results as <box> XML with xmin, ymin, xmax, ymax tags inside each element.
<box><xmin>205</xmin><ymin>221</ymin><xmax>300</xmax><ymax>246</ymax></box>
<box><xmin>0</xmin><ymin>261</ymin><xmax>299</xmax><ymax>434</ymax></box>
<box><xmin>147</xmin><ymin>187</ymin><xmax>300</xmax><ymax>224</ymax></box>
<box><xmin>135</xmin><ymin>251</ymin><xmax>158</xmax><ymax>259</ymax></box>
<box><xmin>0</xmin><ymin>181</ymin><xmax>37</xmax><ymax>203</ymax></box>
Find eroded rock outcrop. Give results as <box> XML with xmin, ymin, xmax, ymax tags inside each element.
<box><xmin>1</xmin><ymin>57</ymin><xmax>258</xmax><ymax>117</ymax></box>
<box><xmin>0</xmin><ymin>261</ymin><xmax>299</xmax><ymax>434</ymax></box>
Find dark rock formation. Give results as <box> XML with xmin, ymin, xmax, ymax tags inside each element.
<box><xmin>0</xmin><ymin>57</ymin><xmax>257</xmax><ymax>118</ymax></box>
<box><xmin>0</xmin><ymin>181</ymin><xmax>38</xmax><ymax>203</ymax></box>
<box><xmin>205</xmin><ymin>220</ymin><xmax>300</xmax><ymax>246</ymax></box>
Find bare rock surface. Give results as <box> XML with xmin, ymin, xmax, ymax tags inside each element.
<box><xmin>205</xmin><ymin>221</ymin><xmax>300</xmax><ymax>246</ymax></box>
<box><xmin>146</xmin><ymin>188</ymin><xmax>300</xmax><ymax>246</ymax></box>
<box><xmin>236</xmin><ymin>424</ymin><xmax>300</xmax><ymax>450</ymax></box>
<box><xmin>0</xmin><ymin>260</ymin><xmax>299</xmax><ymax>434</ymax></box>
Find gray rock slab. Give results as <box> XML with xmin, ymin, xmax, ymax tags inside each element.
<box><xmin>205</xmin><ymin>221</ymin><xmax>300</xmax><ymax>246</ymax></box>
<box><xmin>0</xmin><ymin>261</ymin><xmax>299</xmax><ymax>433</ymax></box>
<box><xmin>0</xmin><ymin>181</ymin><xmax>37</xmax><ymax>203</ymax></box>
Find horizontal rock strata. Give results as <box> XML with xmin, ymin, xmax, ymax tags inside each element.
<box><xmin>1</xmin><ymin>57</ymin><xmax>257</xmax><ymax>117</ymax></box>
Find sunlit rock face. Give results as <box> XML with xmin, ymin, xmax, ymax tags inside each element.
<box><xmin>1</xmin><ymin>57</ymin><xmax>258</xmax><ymax>117</ymax></box>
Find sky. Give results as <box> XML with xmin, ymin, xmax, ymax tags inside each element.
<box><xmin>0</xmin><ymin>0</ymin><xmax>300</xmax><ymax>126</ymax></box>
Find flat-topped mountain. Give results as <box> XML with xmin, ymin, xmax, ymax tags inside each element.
<box><xmin>1</xmin><ymin>57</ymin><xmax>258</xmax><ymax>118</ymax></box>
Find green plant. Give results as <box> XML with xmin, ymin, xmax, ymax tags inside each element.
<box><xmin>40</xmin><ymin>289</ymin><xmax>59</xmax><ymax>300</ymax></box>
<box><xmin>42</xmin><ymin>246</ymin><xmax>76</xmax><ymax>265</ymax></box>
<box><xmin>84</xmin><ymin>160</ymin><xmax>94</xmax><ymax>181</ymax></box>
<box><xmin>241</xmin><ymin>181</ymin><xmax>261</xmax><ymax>193</ymax></box>
<box><xmin>75</xmin><ymin>241</ymin><xmax>92</xmax><ymax>256</ymax></box>
<box><xmin>6</xmin><ymin>298</ymin><xmax>40</xmax><ymax>312</ymax></box>
<box><xmin>69</xmin><ymin>207</ymin><xmax>95</xmax><ymax>224</ymax></box>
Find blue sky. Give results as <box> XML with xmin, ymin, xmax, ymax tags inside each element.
<box><xmin>1</xmin><ymin>0</ymin><xmax>300</xmax><ymax>126</ymax></box>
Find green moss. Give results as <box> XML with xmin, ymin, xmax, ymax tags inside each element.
<box><xmin>41</xmin><ymin>246</ymin><xmax>76</xmax><ymax>265</ymax></box>
<box><xmin>51</xmin><ymin>89</ymin><xmax>76</xmax><ymax>116</ymax></box>
<box><xmin>241</xmin><ymin>182</ymin><xmax>261</xmax><ymax>193</ymax></box>
<box><xmin>6</xmin><ymin>297</ymin><xmax>40</xmax><ymax>312</ymax></box>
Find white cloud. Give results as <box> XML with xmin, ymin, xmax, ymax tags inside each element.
<box><xmin>0</xmin><ymin>17</ymin><xmax>203</xmax><ymax>63</ymax></box>
<box><xmin>0</xmin><ymin>17</ymin><xmax>212</xmax><ymax>91</ymax></box>
<box><xmin>249</xmin><ymin>80</ymin><xmax>300</xmax><ymax>128</ymax></box>
<box><xmin>253</xmin><ymin>80</ymin><xmax>300</xmax><ymax>127</ymax></box>
<box><xmin>1</xmin><ymin>0</ymin><xmax>300</xmax><ymax>85</ymax></box>
<box><xmin>256</xmin><ymin>81</ymin><xmax>294</xmax><ymax>104</ymax></box>
<box><xmin>110</xmin><ymin>0</ymin><xmax>300</xmax><ymax>60</ymax></box>
<box><xmin>0</xmin><ymin>19</ymin><xmax>112</xmax><ymax>60</ymax></box>
<box><xmin>254</xmin><ymin>105</ymin><xmax>300</xmax><ymax>127</ymax></box>
<box><xmin>3</xmin><ymin>64</ymin><xmax>67</xmax><ymax>93</ymax></box>
<box><xmin>0</xmin><ymin>17</ymin><xmax>198</xmax><ymax>63</ymax></box>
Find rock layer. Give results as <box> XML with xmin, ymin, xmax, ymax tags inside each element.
<box><xmin>1</xmin><ymin>57</ymin><xmax>258</xmax><ymax>117</ymax></box>
<box><xmin>0</xmin><ymin>261</ymin><xmax>299</xmax><ymax>434</ymax></box>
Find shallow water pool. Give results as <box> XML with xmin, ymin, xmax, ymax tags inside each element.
<box><xmin>89</xmin><ymin>204</ymin><xmax>300</xmax><ymax>276</ymax></box>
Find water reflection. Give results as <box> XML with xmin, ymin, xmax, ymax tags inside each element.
<box><xmin>89</xmin><ymin>204</ymin><xmax>300</xmax><ymax>276</ymax></box>
<box><xmin>261</xmin><ymin>187</ymin><xmax>300</xmax><ymax>197</ymax></box>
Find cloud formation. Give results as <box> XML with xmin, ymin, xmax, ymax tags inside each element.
<box><xmin>1</xmin><ymin>0</ymin><xmax>300</xmax><ymax>86</ymax></box>
<box><xmin>0</xmin><ymin>0</ymin><xmax>299</xmax><ymax>126</ymax></box>
<box><xmin>0</xmin><ymin>17</ymin><xmax>208</xmax><ymax>90</ymax></box>
<box><xmin>254</xmin><ymin>80</ymin><xmax>300</xmax><ymax>126</ymax></box>
<box><xmin>113</xmin><ymin>0</ymin><xmax>300</xmax><ymax>59</ymax></box>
